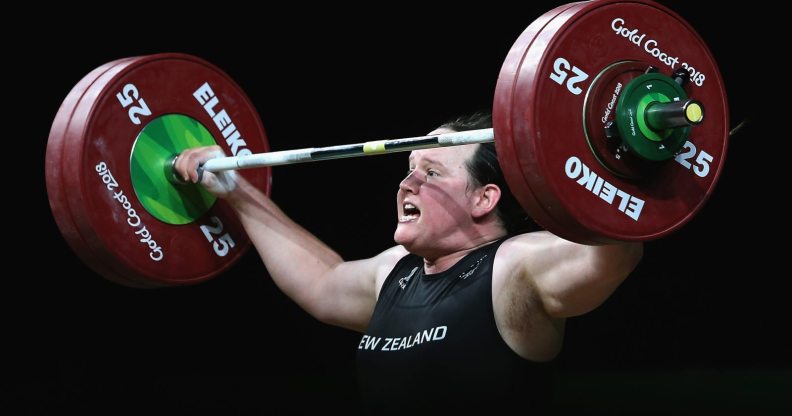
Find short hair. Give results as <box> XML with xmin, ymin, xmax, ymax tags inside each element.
<box><xmin>438</xmin><ymin>111</ymin><xmax>537</xmax><ymax>235</ymax></box>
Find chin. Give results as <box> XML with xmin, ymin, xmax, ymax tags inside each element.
<box><xmin>393</xmin><ymin>227</ymin><xmax>416</xmax><ymax>250</ymax></box>
<box><xmin>393</xmin><ymin>228</ymin><xmax>408</xmax><ymax>246</ymax></box>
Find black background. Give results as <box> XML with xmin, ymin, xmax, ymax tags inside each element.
<box><xmin>8</xmin><ymin>1</ymin><xmax>787</xmax><ymax>414</ymax></box>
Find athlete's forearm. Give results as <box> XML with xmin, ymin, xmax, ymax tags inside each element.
<box><xmin>227</xmin><ymin>178</ymin><xmax>343</xmax><ymax>307</ymax></box>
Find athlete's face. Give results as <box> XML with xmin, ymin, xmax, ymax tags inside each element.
<box><xmin>394</xmin><ymin>128</ymin><xmax>481</xmax><ymax>255</ymax></box>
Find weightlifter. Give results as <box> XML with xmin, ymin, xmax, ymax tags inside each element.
<box><xmin>173</xmin><ymin>111</ymin><xmax>643</xmax><ymax>413</ymax></box>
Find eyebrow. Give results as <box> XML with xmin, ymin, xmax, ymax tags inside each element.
<box><xmin>408</xmin><ymin>156</ymin><xmax>447</xmax><ymax>168</ymax></box>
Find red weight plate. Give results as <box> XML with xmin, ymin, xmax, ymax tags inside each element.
<box><xmin>46</xmin><ymin>57</ymin><xmax>155</xmax><ymax>288</ymax></box>
<box><xmin>494</xmin><ymin>1</ymin><xmax>593</xmax><ymax>243</ymax></box>
<box><xmin>53</xmin><ymin>53</ymin><xmax>271</xmax><ymax>287</ymax></box>
<box><xmin>499</xmin><ymin>0</ymin><xmax>728</xmax><ymax>243</ymax></box>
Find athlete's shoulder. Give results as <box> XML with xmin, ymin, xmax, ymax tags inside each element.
<box><xmin>375</xmin><ymin>245</ymin><xmax>410</xmax><ymax>267</ymax></box>
<box><xmin>499</xmin><ymin>231</ymin><xmax>556</xmax><ymax>252</ymax></box>
<box><xmin>493</xmin><ymin>231</ymin><xmax>562</xmax><ymax>272</ymax></box>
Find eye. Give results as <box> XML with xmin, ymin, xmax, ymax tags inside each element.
<box><xmin>426</xmin><ymin>169</ymin><xmax>439</xmax><ymax>178</ymax></box>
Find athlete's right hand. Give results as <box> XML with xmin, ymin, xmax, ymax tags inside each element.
<box><xmin>173</xmin><ymin>145</ymin><xmax>239</xmax><ymax>198</ymax></box>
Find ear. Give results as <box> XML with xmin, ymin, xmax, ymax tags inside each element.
<box><xmin>471</xmin><ymin>184</ymin><xmax>501</xmax><ymax>219</ymax></box>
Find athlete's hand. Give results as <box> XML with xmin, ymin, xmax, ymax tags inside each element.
<box><xmin>173</xmin><ymin>145</ymin><xmax>239</xmax><ymax>198</ymax></box>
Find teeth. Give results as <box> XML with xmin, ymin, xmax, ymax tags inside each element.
<box><xmin>400</xmin><ymin>201</ymin><xmax>419</xmax><ymax>223</ymax></box>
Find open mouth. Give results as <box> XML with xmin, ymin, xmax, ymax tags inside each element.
<box><xmin>400</xmin><ymin>202</ymin><xmax>421</xmax><ymax>222</ymax></box>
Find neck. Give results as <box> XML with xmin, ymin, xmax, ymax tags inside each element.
<box><xmin>422</xmin><ymin>235</ymin><xmax>503</xmax><ymax>274</ymax></box>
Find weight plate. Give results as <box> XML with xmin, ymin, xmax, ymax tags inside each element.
<box><xmin>49</xmin><ymin>53</ymin><xmax>271</xmax><ymax>286</ymax></box>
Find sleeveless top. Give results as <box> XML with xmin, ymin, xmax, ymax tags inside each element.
<box><xmin>356</xmin><ymin>238</ymin><xmax>551</xmax><ymax>413</ymax></box>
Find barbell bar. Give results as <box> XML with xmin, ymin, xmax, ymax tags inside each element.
<box><xmin>184</xmin><ymin>90</ymin><xmax>703</xmax><ymax>176</ymax></box>
<box><xmin>177</xmin><ymin>128</ymin><xmax>496</xmax><ymax>184</ymax></box>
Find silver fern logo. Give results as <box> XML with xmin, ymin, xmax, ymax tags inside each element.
<box><xmin>399</xmin><ymin>267</ymin><xmax>419</xmax><ymax>290</ymax></box>
<box><xmin>459</xmin><ymin>254</ymin><xmax>488</xmax><ymax>280</ymax></box>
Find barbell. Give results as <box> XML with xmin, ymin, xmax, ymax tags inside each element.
<box><xmin>45</xmin><ymin>0</ymin><xmax>728</xmax><ymax>287</ymax></box>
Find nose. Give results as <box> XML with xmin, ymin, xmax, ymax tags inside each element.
<box><xmin>399</xmin><ymin>170</ymin><xmax>423</xmax><ymax>194</ymax></box>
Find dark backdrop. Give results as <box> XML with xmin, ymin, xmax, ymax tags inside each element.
<box><xmin>8</xmin><ymin>1</ymin><xmax>786</xmax><ymax>414</ymax></box>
